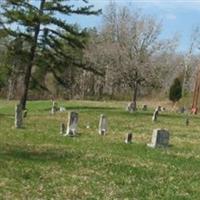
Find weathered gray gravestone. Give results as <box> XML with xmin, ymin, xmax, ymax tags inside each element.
<box><xmin>51</xmin><ymin>101</ymin><xmax>58</xmax><ymax>115</ymax></box>
<box><xmin>15</xmin><ymin>104</ymin><xmax>23</xmax><ymax>128</ymax></box>
<box><xmin>125</xmin><ymin>132</ymin><xmax>132</xmax><ymax>144</ymax></box>
<box><xmin>142</xmin><ymin>105</ymin><xmax>147</xmax><ymax>111</ymax></box>
<box><xmin>152</xmin><ymin>106</ymin><xmax>161</xmax><ymax>122</ymax></box>
<box><xmin>147</xmin><ymin>128</ymin><xmax>170</xmax><ymax>148</ymax></box>
<box><xmin>59</xmin><ymin>107</ymin><xmax>66</xmax><ymax>112</ymax></box>
<box><xmin>157</xmin><ymin>106</ymin><xmax>161</xmax><ymax>112</ymax></box>
<box><xmin>127</xmin><ymin>101</ymin><xmax>136</xmax><ymax>112</ymax></box>
<box><xmin>180</xmin><ymin>107</ymin><xmax>185</xmax><ymax>113</ymax></box>
<box><xmin>65</xmin><ymin>112</ymin><xmax>78</xmax><ymax>136</ymax></box>
<box><xmin>152</xmin><ymin>109</ymin><xmax>159</xmax><ymax>122</ymax></box>
<box><xmin>99</xmin><ymin>114</ymin><xmax>107</xmax><ymax>135</ymax></box>
<box><xmin>60</xmin><ymin>123</ymin><xmax>66</xmax><ymax>134</ymax></box>
<box><xmin>161</xmin><ymin>107</ymin><xmax>166</xmax><ymax>112</ymax></box>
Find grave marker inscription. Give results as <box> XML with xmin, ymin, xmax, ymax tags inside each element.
<box><xmin>147</xmin><ymin>128</ymin><xmax>170</xmax><ymax>148</ymax></box>
<box><xmin>65</xmin><ymin>112</ymin><xmax>78</xmax><ymax>136</ymax></box>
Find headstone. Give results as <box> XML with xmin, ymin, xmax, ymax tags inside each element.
<box><xmin>156</xmin><ymin>106</ymin><xmax>161</xmax><ymax>112</ymax></box>
<box><xmin>99</xmin><ymin>114</ymin><xmax>107</xmax><ymax>135</ymax></box>
<box><xmin>60</xmin><ymin>123</ymin><xmax>66</xmax><ymax>134</ymax></box>
<box><xmin>152</xmin><ymin>106</ymin><xmax>161</xmax><ymax>122</ymax></box>
<box><xmin>180</xmin><ymin>107</ymin><xmax>185</xmax><ymax>113</ymax></box>
<box><xmin>86</xmin><ymin>123</ymin><xmax>90</xmax><ymax>129</ymax></box>
<box><xmin>15</xmin><ymin>104</ymin><xmax>23</xmax><ymax>128</ymax></box>
<box><xmin>161</xmin><ymin>107</ymin><xmax>166</xmax><ymax>112</ymax></box>
<box><xmin>65</xmin><ymin>112</ymin><xmax>78</xmax><ymax>136</ymax></box>
<box><xmin>147</xmin><ymin>128</ymin><xmax>170</xmax><ymax>148</ymax></box>
<box><xmin>127</xmin><ymin>101</ymin><xmax>136</xmax><ymax>112</ymax></box>
<box><xmin>152</xmin><ymin>109</ymin><xmax>159</xmax><ymax>122</ymax></box>
<box><xmin>59</xmin><ymin>107</ymin><xmax>66</xmax><ymax>112</ymax></box>
<box><xmin>142</xmin><ymin>105</ymin><xmax>147</xmax><ymax>111</ymax></box>
<box><xmin>125</xmin><ymin>132</ymin><xmax>132</xmax><ymax>144</ymax></box>
<box><xmin>51</xmin><ymin>101</ymin><xmax>58</xmax><ymax>115</ymax></box>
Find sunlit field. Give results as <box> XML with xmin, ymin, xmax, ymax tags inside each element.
<box><xmin>0</xmin><ymin>100</ymin><xmax>200</xmax><ymax>199</ymax></box>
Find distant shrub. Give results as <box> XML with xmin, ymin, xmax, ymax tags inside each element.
<box><xmin>169</xmin><ymin>78</ymin><xmax>182</xmax><ymax>103</ymax></box>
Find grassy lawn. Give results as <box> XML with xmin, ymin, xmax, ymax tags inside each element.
<box><xmin>0</xmin><ymin>100</ymin><xmax>200</xmax><ymax>199</ymax></box>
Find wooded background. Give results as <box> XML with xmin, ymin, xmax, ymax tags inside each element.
<box><xmin>0</xmin><ymin>1</ymin><xmax>200</xmax><ymax>103</ymax></box>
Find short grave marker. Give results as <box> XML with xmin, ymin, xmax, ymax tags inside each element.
<box><xmin>147</xmin><ymin>128</ymin><xmax>170</xmax><ymax>148</ymax></box>
<box><xmin>142</xmin><ymin>105</ymin><xmax>147</xmax><ymax>111</ymax></box>
<box><xmin>65</xmin><ymin>112</ymin><xmax>78</xmax><ymax>136</ymax></box>
<box><xmin>51</xmin><ymin>101</ymin><xmax>59</xmax><ymax>115</ymax></box>
<box><xmin>125</xmin><ymin>132</ymin><xmax>132</xmax><ymax>144</ymax></box>
<box><xmin>99</xmin><ymin>114</ymin><xmax>107</xmax><ymax>135</ymax></box>
<box><xmin>127</xmin><ymin>101</ymin><xmax>136</xmax><ymax>112</ymax></box>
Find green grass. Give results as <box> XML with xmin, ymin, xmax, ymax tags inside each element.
<box><xmin>0</xmin><ymin>100</ymin><xmax>200</xmax><ymax>199</ymax></box>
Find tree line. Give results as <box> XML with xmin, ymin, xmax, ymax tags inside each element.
<box><xmin>0</xmin><ymin>1</ymin><xmax>200</xmax><ymax>109</ymax></box>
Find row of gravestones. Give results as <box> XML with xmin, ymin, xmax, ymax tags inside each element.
<box><xmin>15</xmin><ymin>102</ymin><xmax>189</xmax><ymax>148</ymax></box>
<box><xmin>15</xmin><ymin>101</ymin><xmax>187</xmax><ymax>128</ymax></box>
<box><xmin>60</xmin><ymin>111</ymin><xmax>170</xmax><ymax>148</ymax></box>
<box><xmin>127</xmin><ymin>104</ymin><xmax>168</xmax><ymax>123</ymax></box>
<box><xmin>152</xmin><ymin>106</ymin><xmax>189</xmax><ymax>125</ymax></box>
<box><xmin>50</xmin><ymin>101</ymin><xmax>163</xmax><ymax>123</ymax></box>
<box><xmin>52</xmin><ymin>101</ymin><xmax>188</xmax><ymax>125</ymax></box>
<box><xmin>60</xmin><ymin>113</ymin><xmax>107</xmax><ymax>136</ymax></box>
<box><xmin>127</xmin><ymin>103</ymin><xmax>166</xmax><ymax>113</ymax></box>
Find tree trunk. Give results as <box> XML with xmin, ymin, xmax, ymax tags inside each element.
<box><xmin>131</xmin><ymin>80</ymin><xmax>138</xmax><ymax>110</ymax></box>
<box><xmin>7</xmin><ymin>64</ymin><xmax>18</xmax><ymax>100</ymax></box>
<box><xmin>19</xmin><ymin>0</ymin><xmax>45</xmax><ymax>110</ymax></box>
<box><xmin>7</xmin><ymin>76</ymin><xmax>16</xmax><ymax>100</ymax></box>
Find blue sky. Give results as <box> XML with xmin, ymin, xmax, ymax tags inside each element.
<box><xmin>68</xmin><ymin>0</ymin><xmax>200</xmax><ymax>52</ymax></box>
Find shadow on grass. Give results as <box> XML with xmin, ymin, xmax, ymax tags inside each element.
<box><xmin>117</xmin><ymin>111</ymin><xmax>153</xmax><ymax>117</ymax></box>
<box><xmin>118</xmin><ymin>111</ymin><xmax>194</xmax><ymax>120</ymax></box>
<box><xmin>0</xmin><ymin>113</ymin><xmax>13</xmax><ymax>117</ymax></box>
<box><xmin>0</xmin><ymin>145</ymin><xmax>82</xmax><ymax>162</ymax></box>
<box><xmin>39</xmin><ymin>106</ymin><xmax>118</xmax><ymax>112</ymax></box>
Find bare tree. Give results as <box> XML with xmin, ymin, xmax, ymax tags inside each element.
<box><xmin>95</xmin><ymin>3</ymin><xmax>178</xmax><ymax>106</ymax></box>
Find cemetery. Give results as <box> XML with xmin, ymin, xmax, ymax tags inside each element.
<box><xmin>1</xmin><ymin>0</ymin><xmax>200</xmax><ymax>199</ymax></box>
<box><xmin>0</xmin><ymin>99</ymin><xmax>200</xmax><ymax>199</ymax></box>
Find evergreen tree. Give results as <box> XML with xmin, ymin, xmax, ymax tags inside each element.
<box><xmin>169</xmin><ymin>78</ymin><xmax>182</xmax><ymax>103</ymax></box>
<box><xmin>0</xmin><ymin>0</ymin><xmax>101</xmax><ymax>109</ymax></box>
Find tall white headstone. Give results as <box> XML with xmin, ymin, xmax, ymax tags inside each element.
<box><xmin>99</xmin><ymin>114</ymin><xmax>107</xmax><ymax>135</ymax></box>
<box><xmin>65</xmin><ymin>112</ymin><xmax>78</xmax><ymax>136</ymax></box>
